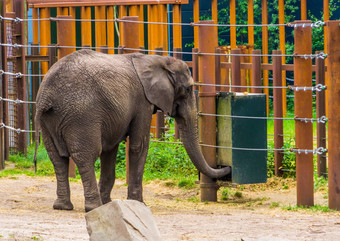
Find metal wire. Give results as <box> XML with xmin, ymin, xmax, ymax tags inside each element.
<box><xmin>0</xmin><ymin>15</ymin><xmax>325</xmax><ymax>29</ymax></box>
<box><xmin>0</xmin><ymin>69</ymin><xmax>45</xmax><ymax>78</ymax></box>
<box><xmin>0</xmin><ymin>43</ymin><xmax>327</xmax><ymax>59</ymax></box>
<box><xmin>0</xmin><ymin>122</ymin><xmax>34</xmax><ymax>133</ymax></box>
<box><xmin>0</xmin><ymin>97</ymin><xmax>35</xmax><ymax>104</ymax></box>
<box><xmin>199</xmin><ymin>112</ymin><xmax>328</xmax><ymax>123</ymax></box>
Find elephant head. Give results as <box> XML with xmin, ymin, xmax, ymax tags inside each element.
<box><xmin>132</xmin><ymin>54</ymin><xmax>231</xmax><ymax>179</ymax></box>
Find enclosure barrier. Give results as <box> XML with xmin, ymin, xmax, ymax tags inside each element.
<box><xmin>0</xmin><ymin>0</ymin><xmax>337</xmax><ymax>209</ymax></box>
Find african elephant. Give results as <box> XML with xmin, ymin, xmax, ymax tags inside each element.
<box><xmin>34</xmin><ymin>49</ymin><xmax>230</xmax><ymax>212</ymax></box>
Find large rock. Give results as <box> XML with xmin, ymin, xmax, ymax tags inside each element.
<box><xmin>85</xmin><ymin>200</ymin><xmax>162</xmax><ymax>241</ymax></box>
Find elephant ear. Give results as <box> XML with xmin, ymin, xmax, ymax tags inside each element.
<box><xmin>132</xmin><ymin>55</ymin><xmax>175</xmax><ymax>115</ymax></box>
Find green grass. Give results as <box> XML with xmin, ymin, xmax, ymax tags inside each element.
<box><xmin>282</xmin><ymin>204</ymin><xmax>335</xmax><ymax>213</ymax></box>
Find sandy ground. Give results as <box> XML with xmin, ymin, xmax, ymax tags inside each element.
<box><xmin>0</xmin><ymin>175</ymin><xmax>339</xmax><ymax>241</ymax></box>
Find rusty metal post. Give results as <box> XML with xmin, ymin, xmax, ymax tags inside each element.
<box><xmin>273</xmin><ymin>50</ymin><xmax>283</xmax><ymax>177</ymax></box>
<box><xmin>198</xmin><ymin>21</ymin><xmax>218</xmax><ymax>202</ymax></box>
<box><xmin>173</xmin><ymin>48</ymin><xmax>183</xmax><ymax>140</ymax></box>
<box><xmin>121</xmin><ymin>16</ymin><xmax>139</xmax><ymax>184</ymax></box>
<box><xmin>294</xmin><ymin>21</ymin><xmax>314</xmax><ymax>207</ymax></box>
<box><xmin>231</xmin><ymin>49</ymin><xmax>241</xmax><ymax>92</ymax></box>
<box><xmin>57</xmin><ymin>15</ymin><xmax>76</xmax><ymax>177</ymax></box>
<box><xmin>315</xmin><ymin>51</ymin><xmax>327</xmax><ymax>178</ymax></box>
<box><xmin>14</xmin><ymin>0</ymin><xmax>27</xmax><ymax>155</ymax></box>
<box><xmin>326</xmin><ymin>20</ymin><xmax>340</xmax><ymax>211</ymax></box>
<box><xmin>155</xmin><ymin>47</ymin><xmax>165</xmax><ymax>139</ymax></box>
<box><xmin>251</xmin><ymin>49</ymin><xmax>262</xmax><ymax>94</ymax></box>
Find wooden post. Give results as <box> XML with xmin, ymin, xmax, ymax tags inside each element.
<box><xmin>193</xmin><ymin>0</ymin><xmax>199</xmax><ymax>48</ymax></box>
<box><xmin>215</xmin><ymin>48</ymin><xmax>221</xmax><ymax>93</ymax></box>
<box><xmin>261</xmin><ymin>0</ymin><xmax>269</xmax><ymax>115</ymax></box>
<box><xmin>273</xmin><ymin>50</ymin><xmax>283</xmax><ymax>177</ymax></box>
<box><xmin>173</xmin><ymin>4</ymin><xmax>182</xmax><ymax>49</ymax></box>
<box><xmin>57</xmin><ymin>15</ymin><xmax>76</xmax><ymax>178</ymax></box>
<box><xmin>231</xmin><ymin>49</ymin><xmax>241</xmax><ymax>92</ymax></box>
<box><xmin>198</xmin><ymin>20</ymin><xmax>218</xmax><ymax>202</ymax></box>
<box><xmin>192</xmin><ymin>48</ymin><xmax>199</xmax><ymax>91</ymax></box>
<box><xmin>279</xmin><ymin>0</ymin><xmax>287</xmax><ymax>117</ymax></box>
<box><xmin>81</xmin><ymin>6</ymin><xmax>92</xmax><ymax>48</ymax></box>
<box><xmin>39</xmin><ymin>8</ymin><xmax>51</xmax><ymax>75</ymax></box>
<box><xmin>155</xmin><ymin>47</ymin><xmax>165</xmax><ymax>139</ymax></box>
<box><xmin>326</xmin><ymin>20</ymin><xmax>340</xmax><ymax>211</ymax></box>
<box><xmin>1</xmin><ymin>0</ymin><xmax>9</xmax><ymax>161</ymax></box>
<box><xmin>301</xmin><ymin>0</ymin><xmax>307</xmax><ymax>20</ymax></box>
<box><xmin>107</xmin><ymin>6</ymin><xmax>115</xmax><ymax>54</ymax></box>
<box><xmin>173</xmin><ymin>48</ymin><xmax>182</xmax><ymax>140</ymax></box>
<box><xmin>230</xmin><ymin>0</ymin><xmax>236</xmax><ymax>49</ymax></box>
<box><xmin>315</xmin><ymin>51</ymin><xmax>326</xmax><ymax>178</ymax></box>
<box><xmin>13</xmin><ymin>0</ymin><xmax>27</xmax><ymax>155</ymax></box>
<box><xmin>294</xmin><ymin>21</ymin><xmax>314</xmax><ymax>207</ymax></box>
<box><xmin>251</xmin><ymin>50</ymin><xmax>262</xmax><ymax>94</ymax></box>
<box><xmin>121</xmin><ymin>16</ymin><xmax>139</xmax><ymax>184</ymax></box>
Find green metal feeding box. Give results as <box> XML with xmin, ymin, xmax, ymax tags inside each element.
<box><xmin>217</xmin><ymin>92</ymin><xmax>267</xmax><ymax>184</ymax></box>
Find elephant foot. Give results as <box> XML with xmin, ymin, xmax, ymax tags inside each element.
<box><xmin>85</xmin><ymin>199</ymin><xmax>103</xmax><ymax>212</ymax></box>
<box><xmin>53</xmin><ymin>198</ymin><xmax>74</xmax><ymax>211</ymax></box>
<box><xmin>101</xmin><ymin>196</ymin><xmax>112</xmax><ymax>205</ymax></box>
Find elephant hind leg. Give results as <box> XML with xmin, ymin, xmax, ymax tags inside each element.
<box><xmin>99</xmin><ymin>145</ymin><xmax>119</xmax><ymax>204</ymax></box>
<box><xmin>42</xmin><ymin>130</ymin><xmax>73</xmax><ymax>210</ymax></box>
<box><xmin>71</xmin><ymin>151</ymin><xmax>102</xmax><ymax>212</ymax></box>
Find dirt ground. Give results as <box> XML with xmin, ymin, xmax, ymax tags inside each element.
<box><xmin>0</xmin><ymin>175</ymin><xmax>339</xmax><ymax>241</ymax></box>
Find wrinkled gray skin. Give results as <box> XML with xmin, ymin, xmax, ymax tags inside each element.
<box><xmin>34</xmin><ymin>50</ymin><xmax>230</xmax><ymax>212</ymax></box>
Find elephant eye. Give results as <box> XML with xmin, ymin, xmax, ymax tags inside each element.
<box><xmin>186</xmin><ymin>86</ymin><xmax>193</xmax><ymax>94</ymax></box>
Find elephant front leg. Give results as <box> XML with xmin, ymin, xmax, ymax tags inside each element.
<box><xmin>127</xmin><ymin>135</ymin><xmax>150</xmax><ymax>202</ymax></box>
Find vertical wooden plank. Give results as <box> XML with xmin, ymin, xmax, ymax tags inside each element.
<box><xmin>173</xmin><ymin>4</ymin><xmax>182</xmax><ymax>49</ymax></box>
<box><xmin>251</xmin><ymin>49</ymin><xmax>261</xmax><ymax>94</ymax></box>
<box><xmin>138</xmin><ymin>5</ymin><xmax>144</xmax><ymax>47</ymax></box>
<box><xmin>198</xmin><ymin>20</ymin><xmax>218</xmax><ymax>202</ymax></box>
<box><xmin>32</xmin><ymin>8</ymin><xmax>39</xmax><ymax>44</ymax></box>
<box><xmin>1</xmin><ymin>0</ymin><xmax>9</xmax><ymax>161</ymax></box>
<box><xmin>160</xmin><ymin>4</ymin><xmax>168</xmax><ymax>51</ymax></box>
<box><xmin>119</xmin><ymin>6</ymin><xmax>127</xmax><ymax>46</ymax></box>
<box><xmin>69</xmin><ymin>7</ymin><xmax>76</xmax><ymax>51</ymax></box>
<box><xmin>193</xmin><ymin>0</ymin><xmax>199</xmax><ymax>48</ymax></box>
<box><xmin>107</xmin><ymin>6</ymin><xmax>114</xmax><ymax>54</ymax></box>
<box><xmin>279</xmin><ymin>0</ymin><xmax>287</xmax><ymax>116</ymax></box>
<box><xmin>301</xmin><ymin>0</ymin><xmax>307</xmax><ymax>20</ymax></box>
<box><xmin>326</xmin><ymin>20</ymin><xmax>340</xmax><ymax>211</ymax></box>
<box><xmin>315</xmin><ymin>51</ymin><xmax>326</xmax><ymax>178</ymax></box>
<box><xmin>230</xmin><ymin>0</ymin><xmax>236</xmax><ymax>49</ymax></box>
<box><xmin>273</xmin><ymin>50</ymin><xmax>283</xmax><ymax>177</ymax></box>
<box><xmin>231</xmin><ymin>49</ymin><xmax>241</xmax><ymax>92</ymax></box>
<box><xmin>215</xmin><ymin>47</ymin><xmax>221</xmax><ymax>93</ymax></box>
<box><xmin>81</xmin><ymin>6</ymin><xmax>92</xmax><ymax>47</ymax></box>
<box><xmin>294</xmin><ymin>20</ymin><xmax>314</xmax><ymax>207</ymax></box>
<box><xmin>261</xmin><ymin>0</ymin><xmax>269</xmax><ymax>115</ymax></box>
<box><xmin>324</xmin><ymin>0</ymin><xmax>329</xmax><ymax>115</ymax></box>
<box><xmin>95</xmin><ymin>6</ymin><xmax>106</xmax><ymax>51</ymax></box>
<box><xmin>57</xmin><ymin>15</ymin><xmax>76</xmax><ymax>178</ymax></box>
<box><xmin>40</xmin><ymin>8</ymin><xmax>51</xmax><ymax>75</ymax></box>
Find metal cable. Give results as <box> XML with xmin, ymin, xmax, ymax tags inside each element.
<box><xmin>0</xmin><ymin>123</ymin><xmax>35</xmax><ymax>133</ymax></box>
<box><xmin>0</xmin><ymin>15</ymin><xmax>325</xmax><ymax>29</ymax></box>
<box><xmin>199</xmin><ymin>112</ymin><xmax>328</xmax><ymax>123</ymax></box>
<box><xmin>0</xmin><ymin>43</ymin><xmax>327</xmax><ymax>59</ymax></box>
<box><xmin>0</xmin><ymin>97</ymin><xmax>35</xmax><ymax>104</ymax></box>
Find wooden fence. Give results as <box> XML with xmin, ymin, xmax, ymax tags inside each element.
<box><xmin>0</xmin><ymin>0</ymin><xmax>339</xmax><ymax>209</ymax></box>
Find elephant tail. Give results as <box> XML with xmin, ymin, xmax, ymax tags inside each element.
<box><xmin>33</xmin><ymin>96</ymin><xmax>53</xmax><ymax>173</ymax></box>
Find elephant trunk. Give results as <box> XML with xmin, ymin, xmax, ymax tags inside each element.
<box><xmin>176</xmin><ymin>116</ymin><xmax>231</xmax><ymax>179</ymax></box>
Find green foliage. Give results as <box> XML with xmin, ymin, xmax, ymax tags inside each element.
<box><xmin>282</xmin><ymin>204</ymin><xmax>334</xmax><ymax>213</ymax></box>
